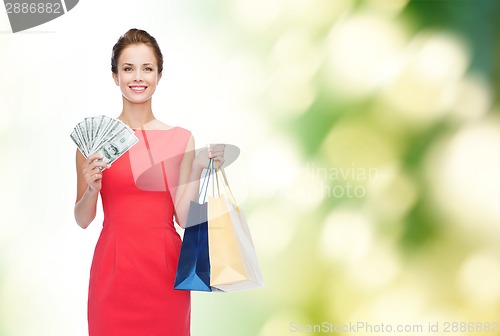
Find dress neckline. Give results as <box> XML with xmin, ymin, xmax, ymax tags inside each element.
<box><xmin>132</xmin><ymin>126</ymin><xmax>179</xmax><ymax>132</ymax></box>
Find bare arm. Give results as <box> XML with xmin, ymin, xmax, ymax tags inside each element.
<box><xmin>174</xmin><ymin>136</ymin><xmax>201</xmax><ymax>229</ymax></box>
<box><xmin>174</xmin><ymin>137</ymin><xmax>224</xmax><ymax>228</ymax></box>
<box><xmin>74</xmin><ymin>150</ymin><xmax>108</xmax><ymax>229</ymax></box>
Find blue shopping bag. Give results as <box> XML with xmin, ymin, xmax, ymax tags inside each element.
<box><xmin>174</xmin><ymin>160</ymin><xmax>213</xmax><ymax>291</ymax></box>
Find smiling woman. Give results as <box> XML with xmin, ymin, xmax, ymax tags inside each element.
<box><xmin>112</xmin><ymin>43</ymin><xmax>162</xmax><ymax>106</ymax></box>
<box><xmin>111</xmin><ymin>29</ymin><xmax>163</xmax><ymax>110</ymax></box>
<box><xmin>73</xmin><ymin>28</ymin><xmax>226</xmax><ymax>336</ymax></box>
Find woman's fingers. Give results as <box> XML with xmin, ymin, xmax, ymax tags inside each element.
<box><xmin>84</xmin><ymin>153</ymin><xmax>109</xmax><ymax>171</ymax></box>
<box><xmin>84</xmin><ymin>167</ymin><xmax>102</xmax><ymax>182</ymax></box>
<box><xmin>89</xmin><ymin>153</ymin><xmax>109</xmax><ymax>168</ymax></box>
<box><xmin>194</xmin><ymin>144</ymin><xmax>228</xmax><ymax>170</ymax></box>
<box><xmin>214</xmin><ymin>158</ymin><xmax>225</xmax><ymax>169</ymax></box>
<box><xmin>87</xmin><ymin>152</ymin><xmax>103</xmax><ymax>161</ymax></box>
<box><xmin>208</xmin><ymin>144</ymin><xmax>225</xmax><ymax>158</ymax></box>
<box><xmin>82</xmin><ymin>153</ymin><xmax>108</xmax><ymax>189</ymax></box>
<box><xmin>207</xmin><ymin>144</ymin><xmax>225</xmax><ymax>168</ymax></box>
<box><xmin>91</xmin><ymin>173</ymin><xmax>102</xmax><ymax>182</ymax></box>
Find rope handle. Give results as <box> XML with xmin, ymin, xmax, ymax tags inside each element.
<box><xmin>198</xmin><ymin>159</ymin><xmax>213</xmax><ymax>203</ymax></box>
<box><xmin>216</xmin><ymin>167</ymin><xmax>239</xmax><ymax>210</ymax></box>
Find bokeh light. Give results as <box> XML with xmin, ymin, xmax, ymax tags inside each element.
<box><xmin>427</xmin><ymin>119</ymin><xmax>500</xmax><ymax>238</ymax></box>
<box><xmin>458</xmin><ymin>249</ymin><xmax>500</xmax><ymax>307</ymax></box>
<box><xmin>320</xmin><ymin>209</ymin><xmax>374</xmax><ymax>265</ymax></box>
<box><xmin>326</xmin><ymin>12</ymin><xmax>407</xmax><ymax>98</ymax></box>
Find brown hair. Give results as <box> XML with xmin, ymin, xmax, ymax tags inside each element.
<box><xmin>111</xmin><ymin>28</ymin><xmax>164</xmax><ymax>74</ymax></box>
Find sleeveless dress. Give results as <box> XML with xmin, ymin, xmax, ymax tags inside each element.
<box><xmin>88</xmin><ymin>127</ymin><xmax>192</xmax><ymax>336</ymax></box>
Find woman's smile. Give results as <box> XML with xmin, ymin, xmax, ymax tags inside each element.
<box><xmin>129</xmin><ymin>85</ymin><xmax>148</xmax><ymax>93</ymax></box>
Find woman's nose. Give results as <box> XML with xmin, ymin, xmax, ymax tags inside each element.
<box><xmin>134</xmin><ymin>71</ymin><xmax>142</xmax><ymax>81</ymax></box>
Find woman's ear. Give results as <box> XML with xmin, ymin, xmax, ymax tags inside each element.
<box><xmin>157</xmin><ymin>72</ymin><xmax>162</xmax><ymax>83</ymax></box>
<box><xmin>112</xmin><ymin>72</ymin><xmax>119</xmax><ymax>86</ymax></box>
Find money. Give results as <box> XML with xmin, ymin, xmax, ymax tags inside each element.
<box><xmin>70</xmin><ymin>115</ymin><xmax>138</xmax><ymax>170</ymax></box>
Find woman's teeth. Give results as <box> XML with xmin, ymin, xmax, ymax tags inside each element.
<box><xmin>130</xmin><ymin>86</ymin><xmax>146</xmax><ymax>93</ymax></box>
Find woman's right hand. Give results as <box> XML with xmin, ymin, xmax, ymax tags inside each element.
<box><xmin>82</xmin><ymin>153</ymin><xmax>109</xmax><ymax>192</ymax></box>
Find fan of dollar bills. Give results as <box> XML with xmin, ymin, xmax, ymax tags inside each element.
<box><xmin>70</xmin><ymin>115</ymin><xmax>138</xmax><ymax>169</ymax></box>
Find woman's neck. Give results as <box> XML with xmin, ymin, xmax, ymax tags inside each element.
<box><xmin>118</xmin><ymin>98</ymin><xmax>156</xmax><ymax>129</ymax></box>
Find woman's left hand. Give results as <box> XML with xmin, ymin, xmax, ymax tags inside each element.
<box><xmin>194</xmin><ymin>144</ymin><xmax>225</xmax><ymax>171</ymax></box>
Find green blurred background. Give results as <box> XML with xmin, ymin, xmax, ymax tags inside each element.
<box><xmin>1</xmin><ymin>0</ymin><xmax>499</xmax><ymax>335</ymax></box>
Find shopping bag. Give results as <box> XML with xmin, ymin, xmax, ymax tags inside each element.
<box><xmin>174</xmin><ymin>161</ymin><xmax>213</xmax><ymax>292</ymax></box>
<box><xmin>174</xmin><ymin>202</ymin><xmax>210</xmax><ymax>291</ymax></box>
<box><xmin>208</xmin><ymin>168</ymin><xmax>264</xmax><ymax>291</ymax></box>
<box><xmin>208</xmin><ymin>194</ymin><xmax>248</xmax><ymax>287</ymax></box>
<box><xmin>214</xmin><ymin>197</ymin><xmax>264</xmax><ymax>292</ymax></box>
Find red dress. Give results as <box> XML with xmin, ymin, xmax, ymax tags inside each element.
<box><xmin>88</xmin><ymin>128</ymin><xmax>191</xmax><ymax>336</ymax></box>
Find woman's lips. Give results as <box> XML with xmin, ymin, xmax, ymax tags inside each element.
<box><xmin>130</xmin><ymin>86</ymin><xmax>147</xmax><ymax>93</ymax></box>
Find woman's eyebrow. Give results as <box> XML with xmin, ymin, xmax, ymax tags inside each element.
<box><xmin>121</xmin><ymin>63</ymin><xmax>155</xmax><ymax>66</ymax></box>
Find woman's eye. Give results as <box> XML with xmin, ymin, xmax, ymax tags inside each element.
<box><xmin>124</xmin><ymin>67</ymin><xmax>133</xmax><ymax>72</ymax></box>
<box><xmin>144</xmin><ymin>67</ymin><xmax>153</xmax><ymax>72</ymax></box>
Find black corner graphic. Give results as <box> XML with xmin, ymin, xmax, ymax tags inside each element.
<box><xmin>4</xmin><ymin>0</ymin><xmax>80</xmax><ymax>33</ymax></box>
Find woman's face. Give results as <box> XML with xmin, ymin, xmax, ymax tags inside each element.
<box><xmin>112</xmin><ymin>43</ymin><xmax>162</xmax><ymax>104</ymax></box>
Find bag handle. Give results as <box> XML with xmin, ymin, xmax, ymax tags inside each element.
<box><xmin>216</xmin><ymin>167</ymin><xmax>239</xmax><ymax>210</ymax></box>
<box><xmin>198</xmin><ymin>159</ymin><xmax>213</xmax><ymax>203</ymax></box>
<box><xmin>214</xmin><ymin>162</ymin><xmax>220</xmax><ymax>197</ymax></box>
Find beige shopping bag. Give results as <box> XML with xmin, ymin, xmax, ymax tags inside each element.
<box><xmin>208</xmin><ymin>192</ymin><xmax>248</xmax><ymax>287</ymax></box>
<box><xmin>208</xmin><ymin>168</ymin><xmax>264</xmax><ymax>291</ymax></box>
<box><xmin>214</xmin><ymin>197</ymin><xmax>264</xmax><ymax>292</ymax></box>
